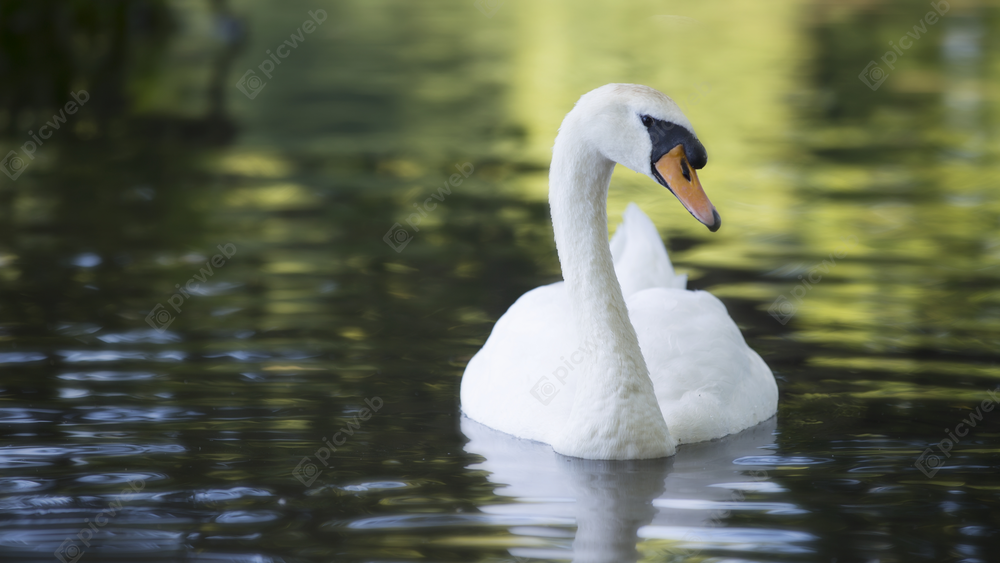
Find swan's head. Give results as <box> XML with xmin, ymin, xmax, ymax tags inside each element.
<box><xmin>564</xmin><ymin>83</ymin><xmax>719</xmax><ymax>232</ymax></box>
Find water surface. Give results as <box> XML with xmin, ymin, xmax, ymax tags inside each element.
<box><xmin>1</xmin><ymin>1</ymin><xmax>998</xmax><ymax>562</ymax></box>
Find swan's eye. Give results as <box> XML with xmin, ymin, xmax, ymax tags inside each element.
<box><xmin>641</xmin><ymin>115</ymin><xmax>654</xmax><ymax>128</ymax></box>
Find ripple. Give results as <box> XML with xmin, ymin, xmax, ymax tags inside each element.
<box><xmin>0</xmin><ymin>408</ymin><xmax>61</xmax><ymax>424</ymax></box>
<box><xmin>71</xmin><ymin>252</ymin><xmax>102</xmax><ymax>268</ymax></box>
<box><xmin>64</xmin><ymin>430</ymin><xmax>136</xmax><ymax>439</ymax></box>
<box><xmin>869</xmin><ymin>485</ymin><xmax>905</xmax><ymax>494</ymax></box>
<box><xmin>960</xmin><ymin>525</ymin><xmax>995</xmax><ymax>537</ymax></box>
<box><xmin>0</xmin><ymin>446</ymin><xmax>73</xmax><ymax>458</ymax></box>
<box><xmin>638</xmin><ymin>525</ymin><xmax>817</xmax><ymax>553</ymax></box>
<box><xmin>74</xmin><ymin>443</ymin><xmax>186</xmax><ymax>456</ymax></box>
<box><xmin>78</xmin><ymin>406</ymin><xmax>202</xmax><ymax>423</ymax></box>
<box><xmin>653</xmin><ymin>498</ymin><xmax>809</xmax><ymax>515</ymax></box>
<box><xmin>709</xmin><ymin>482</ymin><xmax>788</xmax><ymax>493</ymax></box>
<box><xmin>201</xmin><ymin>533</ymin><xmax>263</xmax><ymax>541</ymax></box>
<box><xmin>59</xmin><ymin>388</ymin><xmax>90</xmax><ymax>399</ymax></box>
<box><xmin>59</xmin><ymin>371</ymin><xmax>161</xmax><ymax>382</ymax></box>
<box><xmin>77</xmin><ymin>472</ymin><xmax>168</xmax><ymax>485</ymax></box>
<box><xmin>0</xmin><ymin>478</ymin><xmax>53</xmax><ymax>493</ymax></box>
<box><xmin>280</xmin><ymin>350</ymin><xmax>322</xmax><ymax>360</ymax></box>
<box><xmin>156</xmin><ymin>350</ymin><xmax>187</xmax><ymax>361</ymax></box>
<box><xmin>204</xmin><ymin>350</ymin><xmax>273</xmax><ymax>361</ymax></box>
<box><xmin>188</xmin><ymin>281</ymin><xmax>242</xmax><ymax>296</ymax></box>
<box><xmin>195</xmin><ymin>487</ymin><xmax>275</xmax><ymax>506</ymax></box>
<box><xmin>186</xmin><ymin>553</ymin><xmax>281</xmax><ymax>563</ymax></box>
<box><xmin>58</xmin><ymin>350</ymin><xmax>147</xmax><ymax>363</ymax></box>
<box><xmin>211</xmin><ymin>307</ymin><xmax>244</xmax><ymax>316</ymax></box>
<box><xmin>215</xmin><ymin>510</ymin><xmax>282</xmax><ymax>524</ymax></box>
<box><xmin>0</xmin><ymin>352</ymin><xmax>46</xmax><ymax>364</ymax></box>
<box><xmin>847</xmin><ymin>464</ymin><xmax>900</xmax><ymax>474</ymax></box>
<box><xmin>0</xmin><ymin>444</ymin><xmax>185</xmax><ymax>467</ymax></box>
<box><xmin>341</xmin><ymin>481</ymin><xmax>410</xmax><ymax>492</ymax></box>
<box><xmin>97</xmin><ymin>330</ymin><xmax>182</xmax><ymax>344</ymax></box>
<box><xmin>0</xmin><ymin>459</ymin><xmax>52</xmax><ymax>469</ymax></box>
<box><xmin>337</xmin><ymin>513</ymin><xmax>574</xmax><ymax>530</ymax></box>
<box><xmin>55</xmin><ymin>322</ymin><xmax>103</xmax><ymax>336</ymax></box>
<box><xmin>733</xmin><ymin>455</ymin><xmax>834</xmax><ymax>466</ymax></box>
<box><xmin>0</xmin><ymin>495</ymin><xmax>74</xmax><ymax>510</ymax></box>
<box><xmin>0</xmin><ymin>528</ymin><xmax>185</xmax><ymax>556</ymax></box>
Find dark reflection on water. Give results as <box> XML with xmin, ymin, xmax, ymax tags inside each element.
<box><xmin>1</xmin><ymin>1</ymin><xmax>999</xmax><ymax>562</ymax></box>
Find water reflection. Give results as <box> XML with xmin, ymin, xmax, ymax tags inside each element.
<box><xmin>462</xmin><ymin>417</ymin><xmax>793</xmax><ymax>562</ymax></box>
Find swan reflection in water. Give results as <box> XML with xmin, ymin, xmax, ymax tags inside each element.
<box><xmin>462</xmin><ymin>416</ymin><xmax>809</xmax><ymax>562</ymax></box>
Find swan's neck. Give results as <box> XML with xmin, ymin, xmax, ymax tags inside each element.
<box><xmin>549</xmin><ymin>140</ymin><xmax>631</xmax><ymax>358</ymax></box>
<box><xmin>547</xmin><ymin>123</ymin><xmax>674</xmax><ymax>460</ymax></box>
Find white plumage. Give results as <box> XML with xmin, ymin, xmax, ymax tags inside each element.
<box><xmin>461</xmin><ymin>84</ymin><xmax>777</xmax><ymax>460</ymax></box>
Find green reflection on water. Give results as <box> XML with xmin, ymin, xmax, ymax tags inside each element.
<box><xmin>1</xmin><ymin>0</ymin><xmax>999</xmax><ymax>562</ymax></box>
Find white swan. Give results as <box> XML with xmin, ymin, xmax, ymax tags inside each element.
<box><xmin>461</xmin><ymin>83</ymin><xmax>778</xmax><ymax>460</ymax></box>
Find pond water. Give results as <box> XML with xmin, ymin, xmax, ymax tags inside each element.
<box><xmin>1</xmin><ymin>0</ymin><xmax>998</xmax><ymax>562</ymax></box>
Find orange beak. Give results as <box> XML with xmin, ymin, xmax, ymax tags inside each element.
<box><xmin>654</xmin><ymin>145</ymin><xmax>720</xmax><ymax>232</ymax></box>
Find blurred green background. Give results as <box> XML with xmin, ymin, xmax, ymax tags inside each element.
<box><xmin>0</xmin><ymin>0</ymin><xmax>998</xmax><ymax>562</ymax></box>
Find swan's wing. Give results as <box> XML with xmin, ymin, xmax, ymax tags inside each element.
<box><xmin>626</xmin><ymin>287</ymin><xmax>778</xmax><ymax>445</ymax></box>
<box><xmin>460</xmin><ymin>282</ymin><xmax>577</xmax><ymax>444</ymax></box>
<box><xmin>610</xmin><ymin>203</ymin><xmax>687</xmax><ymax>298</ymax></box>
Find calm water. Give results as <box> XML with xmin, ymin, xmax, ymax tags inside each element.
<box><xmin>1</xmin><ymin>1</ymin><xmax>999</xmax><ymax>562</ymax></box>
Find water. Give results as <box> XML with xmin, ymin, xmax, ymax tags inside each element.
<box><xmin>1</xmin><ymin>0</ymin><xmax>998</xmax><ymax>561</ymax></box>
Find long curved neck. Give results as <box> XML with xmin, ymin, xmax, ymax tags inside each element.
<box><xmin>547</xmin><ymin>120</ymin><xmax>672</xmax><ymax>460</ymax></box>
<box><xmin>549</xmin><ymin>135</ymin><xmax>634</xmax><ymax>355</ymax></box>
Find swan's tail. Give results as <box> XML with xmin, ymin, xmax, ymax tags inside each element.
<box><xmin>610</xmin><ymin>203</ymin><xmax>687</xmax><ymax>297</ymax></box>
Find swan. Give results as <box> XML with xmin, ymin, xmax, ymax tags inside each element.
<box><xmin>460</xmin><ymin>83</ymin><xmax>778</xmax><ymax>460</ymax></box>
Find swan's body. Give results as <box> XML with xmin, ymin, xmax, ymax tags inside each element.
<box><xmin>461</xmin><ymin>84</ymin><xmax>777</xmax><ymax>460</ymax></box>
